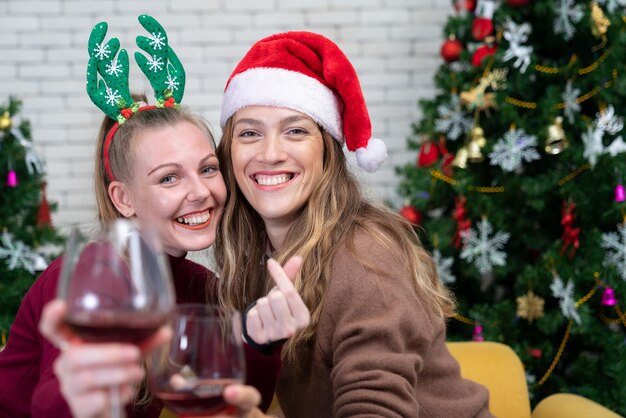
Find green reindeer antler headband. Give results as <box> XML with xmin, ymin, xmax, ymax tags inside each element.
<box><xmin>86</xmin><ymin>15</ymin><xmax>186</xmax><ymax>181</ymax></box>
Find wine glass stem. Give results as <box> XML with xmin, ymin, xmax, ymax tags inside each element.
<box><xmin>110</xmin><ymin>385</ymin><xmax>125</xmax><ymax>418</ymax></box>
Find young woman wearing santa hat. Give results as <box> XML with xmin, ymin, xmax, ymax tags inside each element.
<box><xmin>215</xmin><ymin>31</ymin><xmax>494</xmax><ymax>417</ymax></box>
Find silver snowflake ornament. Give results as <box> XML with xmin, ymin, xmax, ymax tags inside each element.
<box><xmin>553</xmin><ymin>0</ymin><xmax>584</xmax><ymax>41</ymax></box>
<box><xmin>597</xmin><ymin>0</ymin><xmax>626</xmax><ymax>13</ymax></box>
<box><xmin>601</xmin><ymin>223</ymin><xmax>626</xmax><ymax>281</ymax></box>
<box><xmin>433</xmin><ymin>249</ymin><xmax>456</xmax><ymax>284</ymax></box>
<box><xmin>550</xmin><ymin>274</ymin><xmax>581</xmax><ymax>324</ymax></box>
<box><xmin>582</xmin><ymin>126</ymin><xmax>605</xmax><ymax>166</ymax></box>
<box><xmin>562</xmin><ymin>81</ymin><xmax>581</xmax><ymax>124</ymax></box>
<box><xmin>460</xmin><ymin>218</ymin><xmax>510</xmax><ymax>274</ymax></box>
<box><xmin>488</xmin><ymin>129</ymin><xmax>540</xmax><ymax>173</ymax></box>
<box><xmin>434</xmin><ymin>95</ymin><xmax>473</xmax><ymax>141</ymax></box>
<box><xmin>0</xmin><ymin>231</ymin><xmax>38</xmax><ymax>274</ymax></box>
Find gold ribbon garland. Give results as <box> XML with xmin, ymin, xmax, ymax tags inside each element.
<box><xmin>506</xmin><ymin>69</ymin><xmax>618</xmax><ymax>111</ymax></box>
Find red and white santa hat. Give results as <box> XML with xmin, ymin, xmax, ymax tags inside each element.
<box><xmin>220</xmin><ymin>31</ymin><xmax>387</xmax><ymax>172</ymax></box>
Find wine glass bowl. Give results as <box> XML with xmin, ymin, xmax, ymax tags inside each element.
<box><xmin>148</xmin><ymin>304</ymin><xmax>246</xmax><ymax>417</ymax></box>
<box><xmin>58</xmin><ymin>219</ymin><xmax>175</xmax><ymax>346</ymax></box>
<box><xmin>57</xmin><ymin>219</ymin><xmax>176</xmax><ymax>418</ymax></box>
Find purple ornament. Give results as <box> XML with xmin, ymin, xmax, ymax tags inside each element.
<box><xmin>472</xmin><ymin>323</ymin><xmax>484</xmax><ymax>342</ymax></box>
<box><xmin>601</xmin><ymin>287</ymin><xmax>617</xmax><ymax>306</ymax></box>
<box><xmin>6</xmin><ymin>170</ymin><xmax>18</xmax><ymax>187</ymax></box>
<box><xmin>615</xmin><ymin>184</ymin><xmax>625</xmax><ymax>202</ymax></box>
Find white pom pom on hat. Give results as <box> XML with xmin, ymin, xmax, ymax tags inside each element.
<box><xmin>220</xmin><ymin>31</ymin><xmax>387</xmax><ymax>172</ymax></box>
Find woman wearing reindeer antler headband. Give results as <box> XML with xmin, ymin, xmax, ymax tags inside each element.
<box><xmin>0</xmin><ymin>16</ymin><xmax>309</xmax><ymax>418</ymax></box>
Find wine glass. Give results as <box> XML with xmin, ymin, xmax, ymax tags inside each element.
<box><xmin>148</xmin><ymin>304</ymin><xmax>246</xmax><ymax>417</ymax></box>
<box><xmin>57</xmin><ymin>219</ymin><xmax>176</xmax><ymax>418</ymax></box>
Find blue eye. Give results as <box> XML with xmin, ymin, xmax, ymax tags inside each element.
<box><xmin>159</xmin><ymin>175</ymin><xmax>176</xmax><ymax>184</ymax></box>
<box><xmin>202</xmin><ymin>165</ymin><xmax>218</xmax><ymax>175</ymax></box>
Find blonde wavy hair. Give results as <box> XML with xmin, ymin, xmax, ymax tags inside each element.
<box><xmin>215</xmin><ymin>116</ymin><xmax>456</xmax><ymax>362</ymax></box>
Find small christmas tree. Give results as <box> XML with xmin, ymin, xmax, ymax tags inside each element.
<box><xmin>0</xmin><ymin>97</ymin><xmax>63</xmax><ymax>346</ymax></box>
<box><xmin>397</xmin><ymin>0</ymin><xmax>626</xmax><ymax>413</ymax></box>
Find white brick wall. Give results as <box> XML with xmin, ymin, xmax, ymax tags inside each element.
<box><xmin>0</xmin><ymin>0</ymin><xmax>451</xmax><ymax>232</ymax></box>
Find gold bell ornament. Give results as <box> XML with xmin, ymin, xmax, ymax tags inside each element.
<box><xmin>0</xmin><ymin>111</ymin><xmax>11</xmax><ymax>130</ymax></box>
<box><xmin>452</xmin><ymin>146</ymin><xmax>469</xmax><ymax>169</ymax></box>
<box><xmin>467</xmin><ymin>126</ymin><xmax>487</xmax><ymax>162</ymax></box>
<box><xmin>545</xmin><ymin>116</ymin><xmax>569</xmax><ymax>155</ymax></box>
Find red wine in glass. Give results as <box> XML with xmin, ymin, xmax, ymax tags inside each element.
<box><xmin>149</xmin><ymin>304</ymin><xmax>245</xmax><ymax>417</ymax></box>
<box><xmin>155</xmin><ymin>378</ymin><xmax>241</xmax><ymax>416</ymax></box>
<box><xmin>64</xmin><ymin>310</ymin><xmax>167</xmax><ymax>345</ymax></box>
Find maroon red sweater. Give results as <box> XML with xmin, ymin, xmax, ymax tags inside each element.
<box><xmin>0</xmin><ymin>255</ymin><xmax>280</xmax><ymax>418</ymax></box>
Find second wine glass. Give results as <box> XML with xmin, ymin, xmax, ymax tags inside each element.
<box><xmin>148</xmin><ymin>304</ymin><xmax>246</xmax><ymax>417</ymax></box>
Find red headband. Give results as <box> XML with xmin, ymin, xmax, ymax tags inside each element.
<box><xmin>103</xmin><ymin>105</ymin><xmax>157</xmax><ymax>182</ymax></box>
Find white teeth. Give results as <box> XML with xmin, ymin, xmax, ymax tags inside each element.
<box><xmin>255</xmin><ymin>174</ymin><xmax>292</xmax><ymax>186</ymax></box>
<box><xmin>176</xmin><ymin>211</ymin><xmax>210</xmax><ymax>226</ymax></box>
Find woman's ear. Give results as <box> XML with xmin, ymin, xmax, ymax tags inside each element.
<box><xmin>108</xmin><ymin>181</ymin><xmax>135</xmax><ymax>218</ymax></box>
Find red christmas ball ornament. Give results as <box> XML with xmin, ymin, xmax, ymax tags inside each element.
<box><xmin>417</xmin><ymin>141</ymin><xmax>440</xmax><ymax>167</ymax></box>
<box><xmin>399</xmin><ymin>205</ymin><xmax>422</xmax><ymax>225</ymax></box>
<box><xmin>527</xmin><ymin>348</ymin><xmax>542</xmax><ymax>358</ymax></box>
<box><xmin>506</xmin><ymin>0</ymin><xmax>530</xmax><ymax>7</ymax></box>
<box><xmin>471</xmin><ymin>42</ymin><xmax>497</xmax><ymax>66</ymax></box>
<box><xmin>441</xmin><ymin>36</ymin><xmax>463</xmax><ymax>63</ymax></box>
<box><xmin>472</xmin><ymin>16</ymin><xmax>494</xmax><ymax>40</ymax></box>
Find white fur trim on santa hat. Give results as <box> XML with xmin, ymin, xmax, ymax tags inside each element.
<box><xmin>355</xmin><ymin>137</ymin><xmax>387</xmax><ymax>172</ymax></box>
<box><xmin>221</xmin><ymin>67</ymin><xmax>344</xmax><ymax>142</ymax></box>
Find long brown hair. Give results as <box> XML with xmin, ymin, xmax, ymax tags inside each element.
<box><xmin>94</xmin><ymin>99</ymin><xmax>215</xmax><ymax>225</ymax></box>
<box><xmin>215</xmin><ymin>115</ymin><xmax>456</xmax><ymax>362</ymax></box>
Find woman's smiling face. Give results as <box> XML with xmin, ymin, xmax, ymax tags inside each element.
<box><xmin>230</xmin><ymin>106</ymin><xmax>324</xmax><ymax>231</ymax></box>
<box><xmin>123</xmin><ymin>120</ymin><xmax>226</xmax><ymax>257</ymax></box>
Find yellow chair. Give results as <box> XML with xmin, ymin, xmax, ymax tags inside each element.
<box><xmin>448</xmin><ymin>341</ymin><xmax>623</xmax><ymax>418</ymax></box>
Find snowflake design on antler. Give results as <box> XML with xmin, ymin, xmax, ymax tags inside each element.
<box><xmin>489</xmin><ymin>129</ymin><xmax>540</xmax><ymax>173</ymax></box>
<box><xmin>105</xmin><ymin>59</ymin><xmax>123</xmax><ymax>77</ymax></box>
<box><xmin>148</xmin><ymin>31</ymin><xmax>166</xmax><ymax>50</ymax></box>
<box><xmin>164</xmin><ymin>74</ymin><xmax>180</xmax><ymax>92</ymax></box>
<box><xmin>104</xmin><ymin>86</ymin><xmax>122</xmax><ymax>107</ymax></box>
<box><xmin>434</xmin><ymin>95</ymin><xmax>473</xmax><ymax>141</ymax></box>
<box><xmin>553</xmin><ymin>0</ymin><xmax>584</xmax><ymax>41</ymax></box>
<box><xmin>601</xmin><ymin>223</ymin><xmax>626</xmax><ymax>281</ymax></box>
<box><xmin>460</xmin><ymin>218</ymin><xmax>510</xmax><ymax>274</ymax></box>
<box><xmin>93</xmin><ymin>42</ymin><xmax>112</xmax><ymax>60</ymax></box>
<box><xmin>502</xmin><ymin>18</ymin><xmax>533</xmax><ymax>73</ymax></box>
<box><xmin>550</xmin><ymin>273</ymin><xmax>581</xmax><ymax>324</ymax></box>
<box><xmin>146</xmin><ymin>55</ymin><xmax>164</xmax><ymax>73</ymax></box>
<box><xmin>433</xmin><ymin>249</ymin><xmax>456</xmax><ymax>284</ymax></box>
<box><xmin>0</xmin><ymin>231</ymin><xmax>38</xmax><ymax>274</ymax></box>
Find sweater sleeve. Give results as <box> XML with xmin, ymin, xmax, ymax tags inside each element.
<box><xmin>319</xmin><ymin>236</ymin><xmax>437</xmax><ymax>418</ymax></box>
<box><xmin>0</xmin><ymin>257</ymin><xmax>73</xmax><ymax>418</ymax></box>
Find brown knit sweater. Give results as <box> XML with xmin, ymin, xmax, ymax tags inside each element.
<box><xmin>276</xmin><ymin>230</ymin><xmax>493</xmax><ymax>417</ymax></box>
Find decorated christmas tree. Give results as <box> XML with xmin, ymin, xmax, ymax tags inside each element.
<box><xmin>397</xmin><ymin>0</ymin><xmax>626</xmax><ymax>413</ymax></box>
<box><xmin>0</xmin><ymin>97</ymin><xmax>63</xmax><ymax>346</ymax></box>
